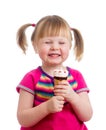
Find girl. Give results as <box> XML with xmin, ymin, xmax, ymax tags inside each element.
<box><xmin>16</xmin><ymin>15</ymin><xmax>93</xmax><ymax>130</ymax></box>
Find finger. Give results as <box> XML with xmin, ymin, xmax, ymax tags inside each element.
<box><xmin>54</xmin><ymin>88</ymin><xmax>66</xmax><ymax>93</ymax></box>
<box><xmin>54</xmin><ymin>85</ymin><xmax>66</xmax><ymax>90</ymax></box>
<box><xmin>58</xmin><ymin>80</ymin><xmax>69</xmax><ymax>85</ymax></box>
<box><xmin>56</xmin><ymin>95</ymin><xmax>64</xmax><ymax>101</ymax></box>
<box><xmin>60</xmin><ymin>100</ymin><xmax>65</xmax><ymax>105</ymax></box>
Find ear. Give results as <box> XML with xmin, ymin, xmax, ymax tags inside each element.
<box><xmin>69</xmin><ymin>41</ymin><xmax>72</xmax><ymax>49</ymax></box>
<box><xmin>32</xmin><ymin>42</ymin><xmax>38</xmax><ymax>53</ymax></box>
<box><xmin>35</xmin><ymin>48</ymin><xmax>38</xmax><ymax>53</ymax></box>
<box><xmin>34</xmin><ymin>46</ymin><xmax>38</xmax><ymax>53</ymax></box>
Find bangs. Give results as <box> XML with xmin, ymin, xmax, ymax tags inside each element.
<box><xmin>34</xmin><ymin>16</ymin><xmax>72</xmax><ymax>41</ymax></box>
<box><xmin>40</xmin><ymin>23</ymin><xmax>70</xmax><ymax>38</ymax></box>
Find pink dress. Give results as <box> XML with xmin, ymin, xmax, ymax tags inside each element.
<box><xmin>16</xmin><ymin>66</ymin><xmax>89</xmax><ymax>130</ymax></box>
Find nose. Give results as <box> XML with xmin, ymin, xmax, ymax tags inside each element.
<box><xmin>50</xmin><ymin>42</ymin><xmax>59</xmax><ymax>50</ymax></box>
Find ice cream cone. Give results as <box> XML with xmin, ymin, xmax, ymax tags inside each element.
<box><xmin>53</xmin><ymin>69</ymin><xmax>68</xmax><ymax>85</ymax></box>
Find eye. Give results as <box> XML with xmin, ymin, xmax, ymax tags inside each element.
<box><xmin>44</xmin><ymin>41</ymin><xmax>52</xmax><ymax>44</ymax></box>
<box><xmin>59</xmin><ymin>42</ymin><xmax>65</xmax><ymax>44</ymax></box>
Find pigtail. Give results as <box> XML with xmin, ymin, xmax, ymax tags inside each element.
<box><xmin>16</xmin><ymin>23</ymin><xmax>33</xmax><ymax>53</ymax></box>
<box><xmin>72</xmin><ymin>28</ymin><xmax>84</xmax><ymax>61</ymax></box>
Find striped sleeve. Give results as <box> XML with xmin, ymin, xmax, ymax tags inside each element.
<box><xmin>70</xmin><ymin>68</ymin><xmax>89</xmax><ymax>93</ymax></box>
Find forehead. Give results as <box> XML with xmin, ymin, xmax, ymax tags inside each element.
<box><xmin>40</xmin><ymin>36</ymin><xmax>69</xmax><ymax>42</ymax></box>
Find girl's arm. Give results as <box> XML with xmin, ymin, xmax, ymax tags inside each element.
<box><xmin>68</xmin><ymin>91</ymin><xmax>93</xmax><ymax>122</ymax></box>
<box><xmin>17</xmin><ymin>89</ymin><xmax>64</xmax><ymax>127</ymax></box>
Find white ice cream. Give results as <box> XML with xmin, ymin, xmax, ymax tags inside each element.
<box><xmin>53</xmin><ymin>69</ymin><xmax>68</xmax><ymax>77</ymax></box>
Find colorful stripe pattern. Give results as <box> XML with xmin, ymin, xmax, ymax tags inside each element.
<box><xmin>34</xmin><ymin>73</ymin><xmax>78</xmax><ymax>105</ymax></box>
<box><xmin>35</xmin><ymin>73</ymin><xmax>54</xmax><ymax>105</ymax></box>
<box><xmin>67</xmin><ymin>74</ymin><xmax>78</xmax><ymax>90</ymax></box>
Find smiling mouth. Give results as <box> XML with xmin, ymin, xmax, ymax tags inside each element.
<box><xmin>48</xmin><ymin>53</ymin><xmax>61</xmax><ymax>57</ymax></box>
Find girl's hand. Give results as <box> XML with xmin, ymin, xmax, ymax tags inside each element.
<box><xmin>46</xmin><ymin>96</ymin><xmax>65</xmax><ymax>113</ymax></box>
<box><xmin>54</xmin><ymin>80</ymin><xmax>74</xmax><ymax>102</ymax></box>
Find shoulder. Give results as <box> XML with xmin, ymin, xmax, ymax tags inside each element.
<box><xmin>28</xmin><ymin>66</ymin><xmax>41</xmax><ymax>74</ymax></box>
<box><xmin>67</xmin><ymin>67</ymin><xmax>83</xmax><ymax>78</ymax></box>
<box><xmin>16</xmin><ymin>66</ymin><xmax>42</xmax><ymax>94</ymax></box>
<box><xmin>24</xmin><ymin>66</ymin><xmax>42</xmax><ymax>78</ymax></box>
<box><xmin>19</xmin><ymin>66</ymin><xmax>42</xmax><ymax>86</ymax></box>
<box><xmin>67</xmin><ymin>67</ymin><xmax>89</xmax><ymax>93</ymax></box>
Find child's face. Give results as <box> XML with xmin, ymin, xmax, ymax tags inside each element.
<box><xmin>35</xmin><ymin>36</ymin><xmax>70</xmax><ymax>66</ymax></box>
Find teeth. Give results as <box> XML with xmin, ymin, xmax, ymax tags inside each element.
<box><xmin>48</xmin><ymin>54</ymin><xmax>60</xmax><ymax>57</ymax></box>
<box><xmin>49</xmin><ymin>54</ymin><xmax>60</xmax><ymax>56</ymax></box>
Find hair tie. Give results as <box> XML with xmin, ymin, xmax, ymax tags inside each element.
<box><xmin>70</xmin><ymin>27</ymin><xmax>73</xmax><ymax>30</ymax></box>
<box><xmin>32</xmin><ymin>24</ymin><xmax>36</xmax><ymax>27</ymax></box>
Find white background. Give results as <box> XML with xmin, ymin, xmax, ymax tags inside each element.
<box><xmin>0</xmin><ymin>0</ymin><xmax>106</xmax><ymax>129</ymax></box>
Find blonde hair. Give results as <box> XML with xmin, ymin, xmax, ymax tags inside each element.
<box><xmin>16</xmin><ymin>15</ymin><xmax>84</xmax><ymax>61</ymax></box>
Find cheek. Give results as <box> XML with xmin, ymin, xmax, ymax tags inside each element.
<box><xmin>62</xmin><ymin>47</ymin><xmax>70</xmax><ymax>57</ymax></box>
<box><xmin>38</xmin><ymin>47</ymin><xmax>48</xmax><ymax>58</ymax></box>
